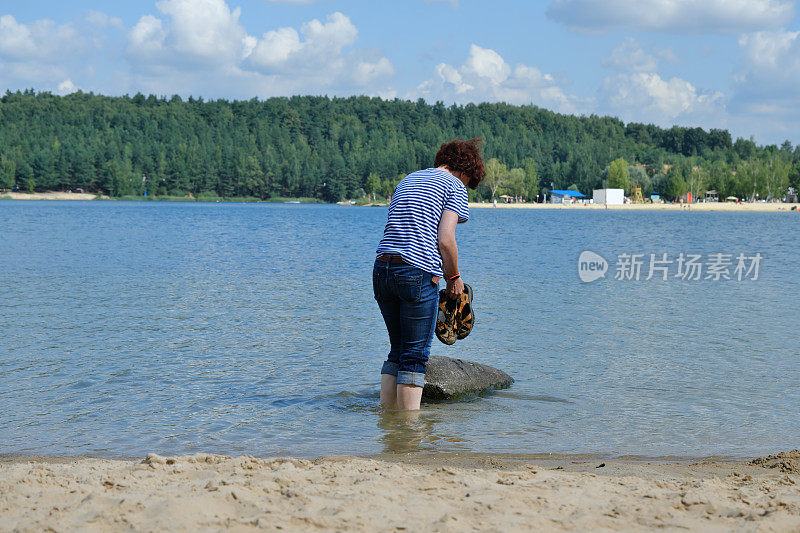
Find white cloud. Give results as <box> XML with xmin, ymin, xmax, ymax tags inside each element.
<box><xmin>126</xmin><ymin>0</ymin><xmax>252</xmax><ymax>68</ymax></box>
<box><xmin>596</xmin><ymin>36</ymin><xmax>728</xmax><ymax>129</ymax></box>
<box><xmin>301</xmin><ymin>12</ymin><xmax>358</xmax><ymax>54</ymax></box>
<box><xmin>128</xmin><ymin>15</ymin><xmax>167</xmax><ymax>60</ymax></box>
<box><xmin>121</xmin><ymin>5</ymin><xmax>392</xmax><ymax>98</ymax></box>
<box><xmin>729</xmin><ymin>30</ymin><xmax>800</xmax><ymax>139</ymax></box>
<box><xmin>0</xmin><ymin>14</ymin><xmax>111</xmax><ymax>96</ymax></box>
<box><xmin>248</xmin><ymin>27</ymin><xmax>302</xmax><ymax>68</ymax></box>
<box><xmin>0</xmin><ymin>14</ymin><xmax>83</xmax><ymax>62</ymax></box>
<box><xmin>86</xmin><ymin>10</ymin><xmax>123</xmax><ymax>29</ymax></box>
<box><xmin>739</xmin><ymin>30</ymin><xmax>800</xmax><ymax>75</ymax></box>
<box><xmin>161</xmin><ymin>0</ymin><xmax>249</xmax><ymax>63</ymax></box>
<box><xmin>599</xmin><ymin>72</ymin><xmax>725</xmax><ymax>125</ymax></box>
<box><xmin>243</xmin><ymin>12</ymin><xmax>394</xmax><ymax>92</ymax></box>
<box><xmin>354</xmin><ymin>57</ymin><xmax>394</xmax><ymax>85</ymax></box>
<box><xmin>413</xmin><ymin>44</ymin><xmax>578</xmax><ymax>112</ymax></box>
<box><xmin>603</xmin><ymin>38</ymin><xmax>659</xmax><ymax>72</ymax></box>
<box><xmin>129</xmin><ymin>8</ymin><xmax>362</xmax><ymax>76</ymax></box>
<box><xmin>434</xmin><ymin>63</ymin><xmax>472</xmax><ymax>94</ymax></box>
<box><xmin>463</xmin><ymin>44</ymin><xmax>510</xmax><ymax>84</ymax></box>
<box><xmin>247</xmin><ymin>12</ymin><xmax>359</xmax><ymax>72</ymax></box>
<box><xmin>0</xmin><ymin>62</ymin><xmax>68</xmax><ymax>84</ymax></box>
<box><xmin>547</xmin><ymin>0</ymin><xmax>794</xmax><ymax>34</ymax></box>
<box><xmin>0</xmin><ymin>15</ymin><xmax>36</xmax><ymax>59</ymax></box>
<box><xmin>57</xmin><ymin>79</ymin><xmax>78</xmax><ymax>94</ymax></box>
<box><xmin>735</xmin><ymin>29</ymin><xmax>800</xmax><ymax>102</ymax></box>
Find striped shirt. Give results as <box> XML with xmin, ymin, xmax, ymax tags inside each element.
<box><xmin>376</xmin><ymin>168</ymin><xmax>469</xmax><ymax>277</ymax></box>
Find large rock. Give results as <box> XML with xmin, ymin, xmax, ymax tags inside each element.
<box><xmin>423</xmin><ymin>355</ymin><xmax>514</xmax><ymax>401</ymax></box>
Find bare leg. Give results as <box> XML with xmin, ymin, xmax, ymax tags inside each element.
<box><xmin>396</xmin><ymin>384</ymin><xmax>423</xmax><ymax>410</ymax></box>
<box><xmin>380</xmin><ymin>374</ymin><xmax>397</xmax><ymax>408</ymax></box>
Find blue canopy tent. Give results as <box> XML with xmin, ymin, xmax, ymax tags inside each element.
<box><xmin>550</xmin><ymin>189</ymin><xmax>586</xmax><ymax>203</ymax></box>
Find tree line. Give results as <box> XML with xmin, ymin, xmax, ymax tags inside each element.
<box><xmin>1</xmin><ymin>89</ymin><xmax>798</xmax><ymax>202</ymax></box>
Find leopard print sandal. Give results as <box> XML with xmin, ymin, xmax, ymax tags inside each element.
<box><xmin>455</xmin><ymin>283</ymin><xmax>474</xmax><ymax>340</ymax></box>
<box><xmin>435</xmin><ymin>289</ymin><xmax>458</xmax><ymax>345</ymax></box>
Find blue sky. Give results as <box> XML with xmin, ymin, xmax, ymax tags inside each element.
<box><xmin>2</xmin><ymin>0</ymin><xmax>799</xmax><ymax>145</ymax></box>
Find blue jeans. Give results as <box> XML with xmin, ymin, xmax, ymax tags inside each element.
<box><xmin>373</xmin><ymin>259</ymin><xmax>439</xmax><ymax>387</ymax></box>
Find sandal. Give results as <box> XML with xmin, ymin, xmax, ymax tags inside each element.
<box><xmin>455</xmin><ymin>283</ymin><xmax>474</xmax><ymax>340</ymax></box>
<box><xmin>435</xmin><ymin>289</ymin><xmax>458</xmax><ymax>345</ymax></box>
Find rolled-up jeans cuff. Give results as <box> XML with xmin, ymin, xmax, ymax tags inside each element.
<box><xmin>396</xmin><ymin>370</ymin><xmax>425</xmax><ymax>387</ymax></box>
<box><xmin>381</xmin><ymin>361</ymin><xmax>399</xmax><ymax>376</ymax></box>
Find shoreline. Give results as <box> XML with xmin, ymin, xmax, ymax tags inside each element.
<box><xmin>1</xmin><ymin>450</ymin><xmax>798</xmax><ymax>531</ymax></box>
<box><xmin>3</xmin><ymin>191</ymin><xmax>798</xmax><ymax>212</ymax></box>
<box><xmin>469</xmin><ymin>201</ymin><xmax>800</xmax><ymax>212</ymax></box>
<box><xmin>0</xmin><ymin>451</ymin><xmax>750</xmax><ymax>466</ymax></box>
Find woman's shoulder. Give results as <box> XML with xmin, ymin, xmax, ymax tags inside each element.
<box><xmin>405</xmin><ymin>168</ymin><xmax>462</xmax><ymax>186</ymax></box>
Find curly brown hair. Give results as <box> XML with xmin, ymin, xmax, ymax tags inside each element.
<box><xmin>434</xmin><ymin>138</ymin><xmax>486</xmax><ymax>189</ymax></box>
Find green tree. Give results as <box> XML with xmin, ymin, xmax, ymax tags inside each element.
<box><xmin>628</xmin><ymin>165</ymin><xmax>650</xmax><ymax>196</ymax></box>
<box><xmin>762</xmin><ymin>154</ymin><xmax>790</xmax><ymax>200</ymax></box>
<box><xmin>664</xmin><ymin>166</ymin><xmax>688</xmax><ymax>201</ymax></box>
<box><xmin>502</xmin><ymin>168</ymin><xmax>526</xmax><ymax>198</ymax></box>
<box><xmin>651</xmin><ymin>173</ymin><xmax>667</xmax><ymax>196</ymax></box>
<box><xmin>788</xmin><ymin>162</ymin><xmax>800</xmax><ymax>197</ymax></box>
<box><xmin>606</xmin><ymin>158</ymin><xmax>630</xmax><ymax>192</ymax></box>
<box><xmin>484</xmin><ymin>158</ymin><xmax>507</xmax><ymax>201</ymax></box>
<box><xmin>0</xmin><ymin>90</ymin><xmax>788</xmax><ymax>203</ymax></box>
<box><xmin>365</xmin><ymin>172</ymin><xmax>380</xmax><ymax>201</ymax></box>
<box><xmin>522</xmin><ymin>158</ymin><xmax>540</xmax><ymax>200</ymax></box>
<box><xmin>18</xmin><ymin>163</ymin><xmax>35</xmax><ymax>193</ymax></box>
<box><xmin>0</xmin><ymin>155</ymin><xmax>16</xmax><ymax>189</ymax></box>
<box><xmin>104</xmin><ymin>159</ymin><xmax>133</xmax><ymax>197</ymax></box>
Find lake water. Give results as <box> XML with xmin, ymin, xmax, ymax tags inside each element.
<box><xmin>1</xmin><ymin>200</ymin><xmax>798</xmax><ymax>459</ymax></box>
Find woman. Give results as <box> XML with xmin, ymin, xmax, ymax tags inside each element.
<box><xmin>373</xmin><ymin>138</ymin><xmax>486</xmax><ymax>410</ymax></box>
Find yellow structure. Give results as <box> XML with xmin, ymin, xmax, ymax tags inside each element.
<box><xmin>631</xmin><ymin>184</ymin><xmax>644</xmax><ymax>204</ymax></box>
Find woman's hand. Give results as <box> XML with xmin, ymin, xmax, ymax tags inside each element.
<box><xmin>446</xmin><ymin>277</ymin><xmax>464</xmax><ymax>299</ymax></box>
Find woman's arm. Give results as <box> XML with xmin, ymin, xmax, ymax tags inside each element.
<box><xmin>438</xmin><ymin>209</ymin><xmax>465</xmax><ymax>298</ymax></box>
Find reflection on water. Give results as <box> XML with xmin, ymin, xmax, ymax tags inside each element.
<box><xmin>1</xmin><ymin>201</ymin><xmax>799</xmax><ymax>458</ymax></box>
<box><xmin>377</xmin><ymin>410</ymin><xmax>470</xmax><ymax>454</ymax></box>
<box><xmin>377</xmin><ymin>410</ymin><xmax>432</xmax><ymax>453</ymax></box>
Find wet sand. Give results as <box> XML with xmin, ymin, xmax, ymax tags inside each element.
<box><xmin>2</xmin><ymin>451</ymin><xmax>799</xmax><ymax>531</ymax></box>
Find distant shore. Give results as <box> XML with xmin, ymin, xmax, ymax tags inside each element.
<box><xmin>0</xmin><ymin>191</ymin><xmax>312</xmax><ymax>203</ymax></box>
<box><xmin>1</xmin><ymin>450</ymin><xmax>798</xmax><ymax>531</ymax></box>
<box><xmin>470</xmin><ymin>201</ymin><xmax>800</xmax><ymax>213</ymax></box>
<box><xmin>3</xmin><ymin>191</ymin><xmax>798</xmax><ymax>213</ymax></box>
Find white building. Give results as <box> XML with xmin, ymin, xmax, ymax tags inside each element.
<box><xmin>593</xmin><ymin>188</ymin><xmax>624</xmax><ymax>205</ymax></box>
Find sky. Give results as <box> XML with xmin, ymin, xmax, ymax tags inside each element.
<box><xmin>1</xmin><ymin>0</ymin><xmax>799</xmax><ymax>146</ymax></box>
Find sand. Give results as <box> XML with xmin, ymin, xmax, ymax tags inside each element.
<box><xmin>1</xmin><ymin>191</ymin><xmax>106</xmax><ymax>201</ymax></box>
<box><xmin>751</xmin><ymin>450</ymin><xmax>800</xmax><ymax>474</ymax></box>
<box><xmin>1</xmin><ymin>452</ymin><xmax>799</xmax><ymax>532</ymax></box>
<box><xmin>470</xmin><ymin>201</ymin><xmax>800</xmax><ymax>213</ymax></box>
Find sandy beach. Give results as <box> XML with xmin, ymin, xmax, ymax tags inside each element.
<box><xmin>470</xmin><ymin>201</ymin><xmax>800</xmax><ymax>213</ymax></box>
<box><xmin>0</xmin><ymin>191</ymin><xmax>106</xmax><ymax>201</ymax></box>
<box><xmin>2</xmin><ymin>450</ymin><xmax>799</xmax><ymax>531</ymax></box>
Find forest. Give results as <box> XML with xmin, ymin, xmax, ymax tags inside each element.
<box><xmin>1</xmin><ymin>90</ymin><xmax>798</xmax><ymax>202</ymax></box>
